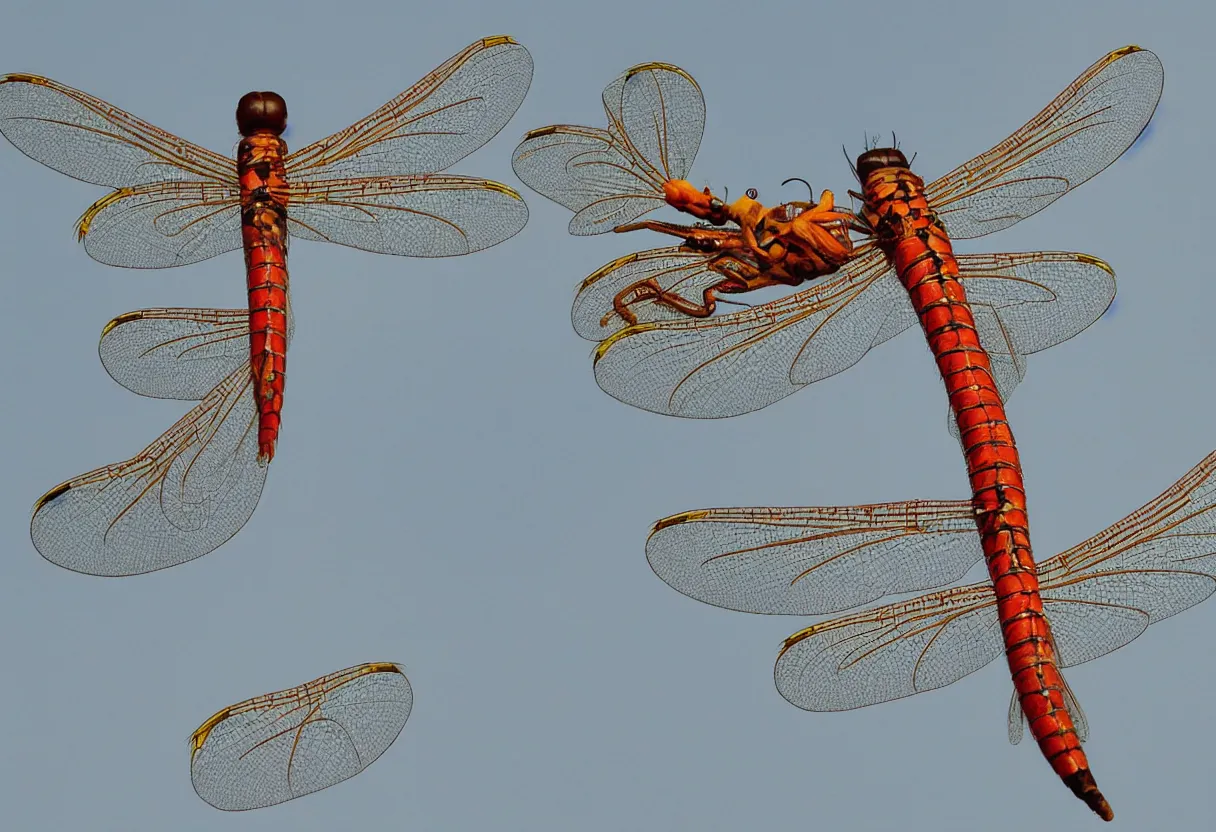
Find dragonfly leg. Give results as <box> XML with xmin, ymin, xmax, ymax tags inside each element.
<box><xmin>605</xmin><ymin>278</ymin><xmax>722</xmax><ymax>326</ymax></box>
<box><xmin>613</xmin><ymin>219</ymin><xmax>744</xmax><ymax>253</ymax></box>
<box><xmin>603</xmin><ymin>255</ymin><xmax>782</xmax><ymax>327</ymax></box>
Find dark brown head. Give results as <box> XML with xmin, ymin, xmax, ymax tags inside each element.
<box><xmin>236</xmin><ymin>91</ymin><xmax>287</xmax><ymax>137</ymax></box>
<box><xmin>855</xmin><ymin>148</ymin><xmax>909</xmax><ymax>183</ymax></box>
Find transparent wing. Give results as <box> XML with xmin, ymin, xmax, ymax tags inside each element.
<box><xmin>1008</xmin><ymin>675</ymin><xmax>1089</xmax><ymax>745</ymax></box>
<box><xmin>647</xmin><ymin>501</ymin><xmax>980</xmax><ymax>615</ymax></box>
<box><xmin>590</xmin><ymin>248</ymin><xmax>907</xmax><ymax>417</ymax></box>
<box><xmin>287</xmin><ymin>175</ymin><xmax>527</xmax><ymax>256</ymax></box>
<box><xmin>945</xmin><ymin>251</ymin><xmax>1116</xmax><ymax>437</ymax></box>
<box><xmin>512</xmin><ymin>62</ymin><xmax>704</xmax><ymax>235</ymax></box>
<box><xmin>600</xmin><ymin>61</ymin><xmax>704</xmax><ymax>189</ymax></box>
<box><xmin>0</xmin><ymin>73</ymin><xmax>235</xmax><ymax>187</ymax></box>
<box><xmin>190</xmin><ymin>663</ymin><xmax>413</xmax><ymax>811</ymax></box>
<box><xmin>30</xmin><ymin>365</ymin><xmax>265</xmax><ymax>576</ymax></box>
<box><xmin>572</xmin><ymin>246</ymin><xmax>735</xmax><ymax>340</ymax></box>
<box><xmin>99</xmin><ymin>308</ymin><xmax>251</xmax><ymax>400</ymax></box>
<box><xmin>925</xmin><ymin>46</ymin><xmax>1163</xmax><ymax>239</ymax></box>
<box><xmin>285</xmin><ymin>36</ymin><xmax>532</xmax><ymax>180</ymax></box>
<box><xmin>71</xmin><ymin>181</ymin><xmax>242</xmax><ymax>268</ymax></box>
<box><xmin>773</xmin><ymin>450</ymin><xmax>1216</xmax><ymax>712</ymax></box>
<box><xmin>591</xmin><ymin>249</ymin><xmax>1114</xmax><ymax>422</ymax></box>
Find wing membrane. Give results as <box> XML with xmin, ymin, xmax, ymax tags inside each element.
<box><xmin>99</xmin><ymin>308</ymin><xmax>250</xmax><ymax>400</ymax></box>
<box><xmin>925</xmin><ymin>46</ymin><xmax>1162</xmax><ymax>239</ymax></box>
<box><xmin>512</xmin><ymin>63</ymin><xmax>704</xmax><ymax>234</ymax></box>
<box><xmin>190</xmin><ymin>663</ymin><xmax>413</xmax><ymax>811</ymax></box>
<box><xmin>647</xmin><ymin>501</ymin><xmax>980</xmax><ymax>615</ymax></box>
<box><xmin>287</xmin><ymin>175</ymin><xmax>527</xmax><ymax>256</ymax></box>
<box><xmin>772</xmin><ymin>450</ymin><xmax>1216</xmax><ymax>712</ymax></box>
<box><xmin>286</xmin><ymin>37</ymin><xmax>532</xmax><ymax>180</ymax></box>
<box><xmin>572</xmin><ymin>246</ymin><xmax>734</xmax><ymax>340</ymax></box>
<box><xmin>30</xmin><ymin>365</ymin><xmax>265</xmax><ymax>576</ymax></box>
<box><xmin>0</xmin><ymin>73</ymin><xmax>234</xmax><ymax>186</ymax></box>
<box><xmin>591</xmin><ymin>249</ymin><xmax>1114</xmax><ymax>422</ymax></box>
<box><xmin>73</xmin><ymin>180</ymin><xmax>242</xmax><ymax>268</ymax></box>
<box><xmin>946</xmin><ymin>251</ymin><xmax>1116</xmax><ymax>437</ymax></box>
<box><xmin>591</xmin><ymin>249</ymin><xmax>905</xmax><ymax>417</ymax></box>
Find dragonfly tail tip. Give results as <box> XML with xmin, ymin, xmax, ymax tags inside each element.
<box><xmin>1064</xmin><ymin>770</ymin><xmax>1113</xmax><ymax>821</ymax></box>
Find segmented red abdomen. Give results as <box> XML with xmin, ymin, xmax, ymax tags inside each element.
<box><xmin>237</xmin><ymin>134</ymin><xmax>290</xmax><ymax>464</ymax></box>
<box><xmin>859</xmin><ymin>159</ymin><xmax>1112</xmax><ymax>821</ymax></box>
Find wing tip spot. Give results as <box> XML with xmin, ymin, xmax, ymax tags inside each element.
<box><xmin>32</xmin><ymin>481</ymin><xmax>72</xmax><ymax>513</ymax></box>
<box><xmin>651</xmin><ymin>510</ymin><xmax>710</xmax><ymax>534</ymax></box>
<box><xmin>481</xmin><ymin>35</ymin><xmax>518</xmax><ymax>48</ymax></box>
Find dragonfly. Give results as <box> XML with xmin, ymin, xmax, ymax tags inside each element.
<box><xmin>513</xmin><ymin>48</ymin><xmax>1163</xmax><ymax>820</ymax></box>
<box><xmin>647</xmin><ymin>449</ymin><xmax>1216</xmax><ymax>818</ymax></box>
<box><xmin>1</xmin><ymin>35</ymin><xmax>533</xmax><ymax>576</ymax></box>
<box><xmin>190</xmin><ymin>662</ymin><xmax>412</xmax><ymax>810</ymax></box>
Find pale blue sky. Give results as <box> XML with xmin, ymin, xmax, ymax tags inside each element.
<box><xmin>0</xmin><ymin>1</ymin><xmax>1212</xmax><ymax>829</ymax></box>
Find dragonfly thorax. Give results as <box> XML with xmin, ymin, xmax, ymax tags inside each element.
<box><xmin>237</xmin><ymin>91</ymin><xmax>288</xmax><ymax>137</ymax></box>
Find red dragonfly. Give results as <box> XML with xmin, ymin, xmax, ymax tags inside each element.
<box><xmin>190</xmin><ymin>662</ymin><xmax>412</xmax><ymax>810</ymax></box>
<box><xmin>646</xmin><ymin>449</ymin><xmax>1216</xmax><ymax>817</ymax></box>
<box><xmin>0</xmin><ymin>36</ymin><xmax>532</xmax><ymax>576</ymax></box>
<box><xmin>513</xmin><ymin>48</ymin><xmax>1162</xmax><ymax>820</ymax></box>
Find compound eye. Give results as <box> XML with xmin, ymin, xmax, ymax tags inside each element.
<box><xmin>746</xmin><ymin>188</ymin><xmax>758</xmax><ymax>200</ymax></box>
<box><xmin>709</xmin><ymin>198</ymin><xmax>724</xmax><ymax>211</ymax></box>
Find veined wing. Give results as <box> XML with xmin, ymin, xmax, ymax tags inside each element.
<box><xmin>31</xmin><ymin>364</ymin><xmax>265</xmax><ymax>576</ymax></box>
<box><xmin>572</xmin><ymin>246</ymin><xmax>735</xmax><ymax>340</ymax></box>
<box><xmin>946</xmin><ymin>251</ymin><xmax>1116</xmax><ymax>437</ymax></box>
<box><xmin>591</xmin><ymin>248</ymin><xmax>907</xmax><ymax>417</ymax></box>
<box><xmin>287</xmin><ymin>174</ymin><xmax>527</xmax><ymax>256</ymax></box>
<box><xmin>99</xmin><ymin>308</ymin><xmax>251</xmax><ymax>400</ymax></box>
<box><xmin>0</xmin><ymin>74</ymin><xmax>243</xmax><ymax>267</ymax></box>
<box><xmin>512</xmin><ymin>62</ymin><xmax>704</xmax><ymax>235</ymax></box>
<box><xmin>592</xmin><ymin>249</ymin><xmax>1114</xmax><ymax>421</ymax></box>
<box><xmin>774</xmin><ymin>450</ymin><xmax>1216</xmax><ymax>712</ymax></box>
<box><xmin>190</xmin><ymin>663</ymin><xmax>413</xmax><ymax>811</ymax></box>
<box><xmin>648</xmin><ymin>502</ymin><xmax>981</xmax><ymax>616</ymax></box>
<box><xmin>0</xmin><ymin>73</ymin><xmax>235</xmax><ymax>187</ymax></box>
<box><xmin>73</xmin><ymin>180</ymin><xmax>242</xmax><ymax>268</ymax></box>
<box><xmin>285</xmin><ymin>36</ymin><xmax>532</xmax><ymax>181</ymax></box>
<box><xmin>925</xmin><ymin>46</ymin><xmax>1162</xmax><ymax>239</ymax></box>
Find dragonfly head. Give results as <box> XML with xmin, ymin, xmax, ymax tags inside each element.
<box><xmin>855</xmin><ymin>147</ymin><xmax>909</xmax><ymax>182</ymax></box>
<box><xmin>237</xmin><ymin>91</ymin><xmax>288</xmax><ymax>137</ymax></box>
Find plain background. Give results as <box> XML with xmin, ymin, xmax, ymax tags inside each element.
<box><xmin>0</xmin><ymin>1</ymin><xmax>1211</xmax><ymax>829</ymax></box>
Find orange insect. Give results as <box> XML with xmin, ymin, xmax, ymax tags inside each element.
<box><xmin>190</xmin><ymin>662</ymin><xmax>412</xmax><ymax>810</ymax></box>
<box><xmin>1</xmin><ymin>36</ymin><xmax>532</xmax><ymax>575</ymax></box>
<box><xmin>513</xmin><ymin>48</ymin><xmax>1162</xmax><ymax>820</ymax></box>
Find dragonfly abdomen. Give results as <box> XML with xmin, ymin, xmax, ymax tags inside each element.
<box><xmin>859</xmin><ymin>150</ymin><xmax>1112</xmax><ymax>822</ymax></box>
<box><xmin>238</xmin><ymin>132</ymin><xmax>290</xmax><ymax>464</ymax></box>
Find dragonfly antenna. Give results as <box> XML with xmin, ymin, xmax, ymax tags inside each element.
<box><xmin>842</xmin><ymin>144</ymin><xmax>859</xmax><ymax>180</ymax></box>
<box><xmin>781</xmin><ymin>177</ymin><xmax>815</xmax><ymax>202</ymax></box>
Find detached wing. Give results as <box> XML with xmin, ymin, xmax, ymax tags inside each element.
<box><xmin>773</xmin><ymin>450</ymin><xmax>1216</xmax><ymax>712</ymax></box>
<box><xmin>31</xmin><ymin>362</ymin><xmax>263</xmax><ymax>577</ymax></box>
<box><xmin>190</xmin><ymin>663</ymin><xmax>413</xmax><ymax>811</ymax></box>
<box><xmin>98</xmin><ymin>308</ymin><xmax>251</xmax><ymax>400</ymax></box>
<box><xmin>648</xmin><ymin>501</ymin><xmax>980</xmax><ymax>615</ymax></box>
